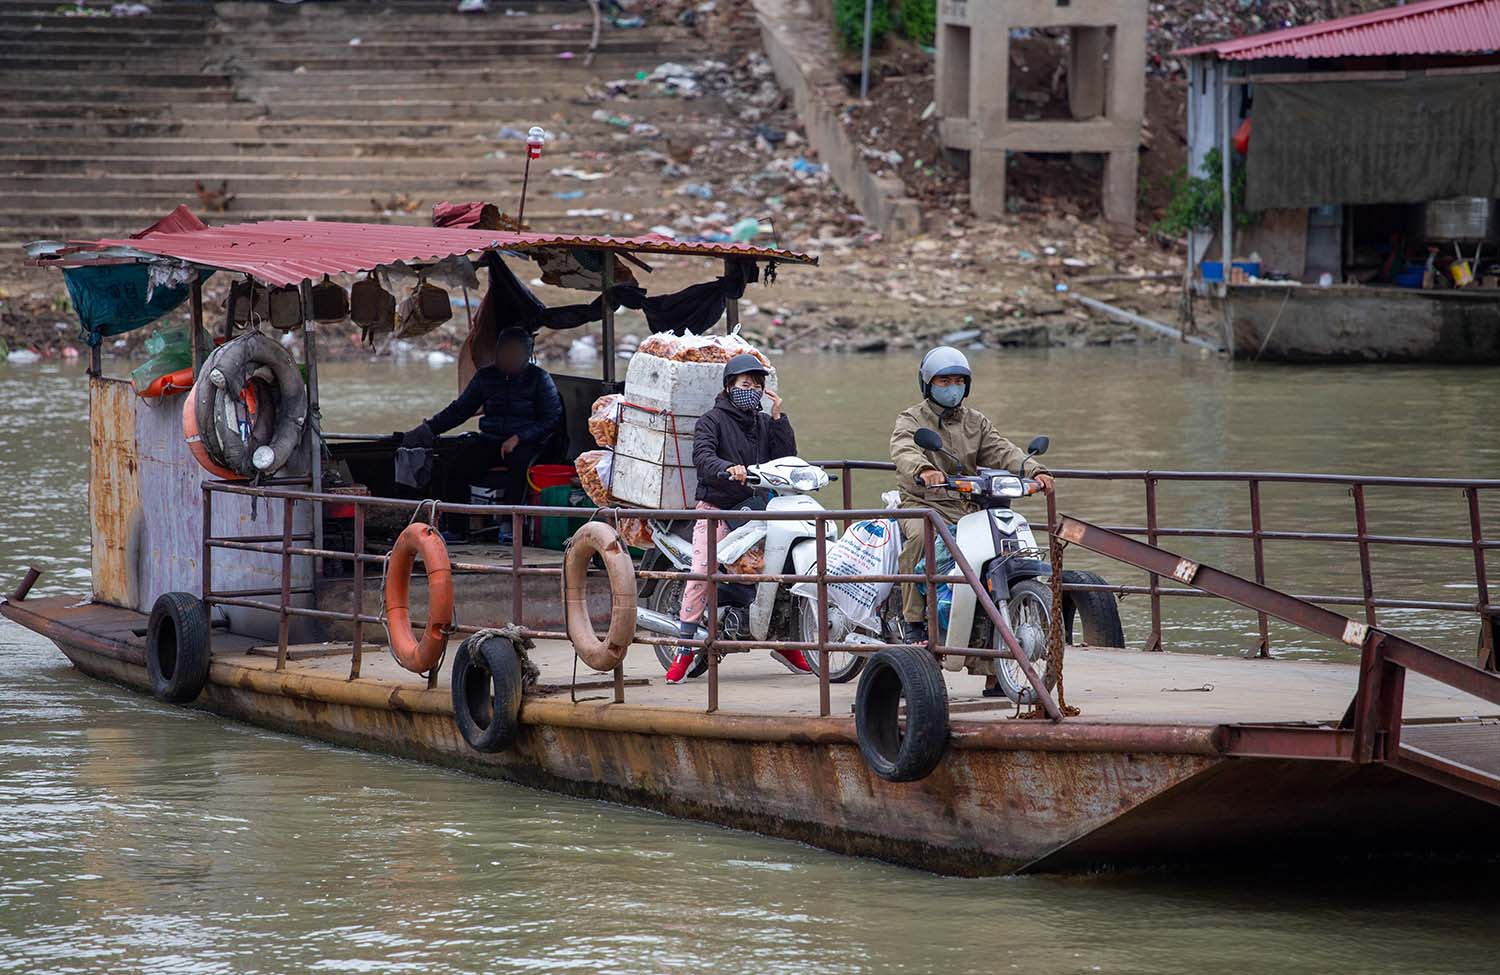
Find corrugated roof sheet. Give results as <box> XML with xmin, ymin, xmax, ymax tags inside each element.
<box><xmin>38</xmin><ymin>206</ymin><xmax>817</xmax><ymax>286</ymax></box>
<box><xmin>1175</xmin><ymin>0</ymin><xmax>1500</xmax><ymax>60</ymax></box>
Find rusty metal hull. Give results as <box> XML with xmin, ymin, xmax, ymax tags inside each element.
<box><xmin>11</xmin><ymin>597</ymin><xmax>1499</xmax><ymax>875</ymax></box>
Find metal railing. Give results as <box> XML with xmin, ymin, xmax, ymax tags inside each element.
<box><xmin>199</xmin><ymin>480</ymin><xmax>1066</xmax><ymax>721</ymax></box>
<box><xmin>817</xmin><ymin>460</ymin><xmax>1500</xmax><ymax>668</ymax></box>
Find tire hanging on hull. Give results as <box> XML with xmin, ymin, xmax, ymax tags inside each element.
<box><xmin>183</xmin><ymin>330</ymin><xmax>308</xmax><ymax>479</ymax></box>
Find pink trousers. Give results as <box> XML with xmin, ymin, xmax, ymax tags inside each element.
<box><xmin>679</xmin><ymin>501</ymin><xmax>729</xmax><ymax>626</ymax></box>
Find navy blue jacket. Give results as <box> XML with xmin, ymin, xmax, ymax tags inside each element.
<box><xmin>426</xmin><ymin>364</ymin><xmax>563</xmax><ymax>446</ymax></box>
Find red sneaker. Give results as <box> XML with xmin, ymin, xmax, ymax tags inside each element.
<box><xmin>770</xmin><ymin>649</ymin><xmax>813</xmax><ymax>674</ymax></box>
<box><xmin>665</xmin><ymin>652</ymin><xmax>697</xmax><ymax>684</ymax></box>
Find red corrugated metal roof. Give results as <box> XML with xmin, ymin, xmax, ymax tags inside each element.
<box><xmin>1175</xmin><ymin>0</ymin><xmax>1500</xmax><ymax>60</ymax></box>
<box><xmin>38</xmin><ymin>208</ymin><xmax>817</xmax><ymax>286</ymax></box>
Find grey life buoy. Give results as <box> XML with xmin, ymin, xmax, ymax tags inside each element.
<box><xmin>146</xmin><ymin>592</ymin><xmax>212</xmax><ymax>704</ymax></box>
<box><xmin>451</xmin><ymin>634</ymin><xmax>525</xmax><ymax>752</ymax></box>
<box><xmin>188</xmin><ymin>330</ymin><xmax>307</xmax><ymax>478</ymax></box>
<box><xmin>854</xmin><ymin>645</ymin><xmax>950</xmax><ymax>782</ymax></box>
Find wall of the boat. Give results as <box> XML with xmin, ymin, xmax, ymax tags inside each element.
<box><xmin>89</xmin><ymin>377</ymin><xmax>142</xmax><ymax>607</ymax></box>
<box><xmin>87</xmin><ymin>377</ymin><xmax>315</xmax><ymax>640</ymax></box>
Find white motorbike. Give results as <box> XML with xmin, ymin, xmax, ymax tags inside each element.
<box><xmin>634</xmin><ymin>456</ymin><xmax>881</xmax><ymax>682</ymax></box>
<box><xmin>910</xmin><ymin>427</ymin><xmax>1125</xmax><ymax>703</ymax></box>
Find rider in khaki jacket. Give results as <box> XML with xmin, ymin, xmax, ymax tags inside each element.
<box><xmin>890</xmin><ymin>347</ymin><xmax>1053</xmax><ymax>687</ymax></box>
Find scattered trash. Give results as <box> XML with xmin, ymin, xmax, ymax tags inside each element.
<box><xmin>108</xmin><ymin>2</ymin><xmax>151</xmax><ymax>16</ymax></box>
<box><xmin>456</xmin><ymin>0</ymin><xmax>489</xmax><ymax>12</ymax></box>
<box><xmin>941</xmin><ymin>328</ymin><xmax>981</xmax><ymax>344</ymax></box>
<box><xmin>348</xmin><ymin>36</ymin><xmax>362</xmax><ymax>46</ymax></box>
<box><xmin>557</xmin><ymin>51</ymin><xmax>576</xmax><ymax>59</ymax></box>
<box><xmin>552</xmin><ymin>167</ymin><xmax>609</xmax><ymax>181</ymax></box>
<box><xmin>6</xmin><ymin>349</ymin><xmax>41</xmax><ymax>364</ymax></box>
<box><xmin>676</xmin><ymin>183</ymin><xmax>714</xmax><ymax>200</ymax></box>
<box><xmin>552</xmin><ymin>190</ymin><xmax>587</xmax><ymax>200</ymax></box>
<box><xmin>729</xmin><ymin>217</ymin><xmax>763</xmax><ymax>242</ymax></box>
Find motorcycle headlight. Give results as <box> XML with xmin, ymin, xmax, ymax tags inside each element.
<box><xmin>789</xmin><ymin>467</ymin><xmax>822</xmax><ymax>491</ymax></box>
<box><xmin>990</xmin><ymin>475</ymin><xmax>1025</xmax><ymax>498</ymax></box>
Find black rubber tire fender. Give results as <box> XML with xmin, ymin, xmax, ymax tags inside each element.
<box><xmin>1060</xmin><ymin>569</ymin><xmax>1126</xmax><ymax>648</ymax></box>
<box><xmin>451</xmin><ymin>635</ymin><xmax>524</xmax><ymax>753</ymax></box>
<box><xmin>854</xmin><ymin>644</ymin><xmax>950</xmax><ymax>783</ymax></box>
<box><xmin>146</xmin><ymin>592</ymin><xmax>212</xmax><ymax>704</ymax></box>
<box><xmin>197</xmin><ymin>331</ymin><xmax>308</xmax><ymax>477</ymax></box>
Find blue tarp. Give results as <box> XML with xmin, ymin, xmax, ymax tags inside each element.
<box><xmin>62</xmin><ymin>264</ymin><xmax>211</xmax><ymax>346</ymax></box>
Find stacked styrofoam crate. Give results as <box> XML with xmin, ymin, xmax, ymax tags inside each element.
<box><xmin>611</xmin><ymin>350</ymin><xmax>776</xmax><ymax>509</ymax></box>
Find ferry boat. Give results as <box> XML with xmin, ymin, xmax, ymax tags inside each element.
<box><xmin>7</xmin><ymin>208</ymin><xmax>1499</xmax><ymax>875</ymax></box>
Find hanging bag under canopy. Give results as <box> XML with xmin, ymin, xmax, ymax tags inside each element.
<box><xmin>259</xmin><ymin>284</ymin><xmax>304</xmax><ymax>331</ymax></box>
<box><xmin>310</xmin><ymin>275</ymin><xmax>349</xmax><ymax>324</ymax></box>
<box><xmin>350</xmin><ymin>270</ymin><xmax>396</xmax><ymax>347</ymax></box>
<box><xmin>395</xmin><ymin>275</ymin><xmax>452</xmax><ymax>339</ymax></box>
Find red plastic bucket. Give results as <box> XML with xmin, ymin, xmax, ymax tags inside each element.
<box><xmin>527</xmin><ymin>464</ymin><xmax>578</xmax><ymax>494</ymax></box>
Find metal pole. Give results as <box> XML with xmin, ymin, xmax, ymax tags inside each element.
<box><xmin>706</xmin><ymin>515</ymin><xmax>719</xmax><ymax>713</ymax></box>
<box><xmin>1249</xmin><ymin>479</ymin><xmax>1270</xmax><ymax>657</ymax></box>
<box><xmin>923</xmin><ymin>519</ymin><xmax>939</xmax><ymax>654</ymax></box>
<box><xmin>723</xmin><ymin>258</ymin><xmax>739</xmax><ymax>335</ymax></box>
<box><xmin>517</xmin><ymin>154</ymin><xmax>533</xmax><ymax>226</ymax></box>
<box><xmin>1466</xmin><ymin>487</ymin><xmax>1497</xmax><ymax>671</ymax></box>
<box><xmin>1219</xmin><ymin>65</ymin><xmax>1233</xmax><ymax>274</ymax></box>
<box><xmin>1144</xmin><ymin>477</ymin><xmax>1163</xmax><ymax>651</ymax></box>
<box><xmin>860</xmin><ymin>0</ymin><xmax>873</xmax><ymax>101</ymax></box>
<box><xmin>190</xmin><ymin>276</ymin><xmax>206</xmax><ymax>375</ymax></box>
<box><xmin>350</xmin><ymin>502</ymin><xmax>365</xmax><ymax>680</ymax></box>
<box><xmin>1352</xmin><ymin>484</ymin><xmax>1377</xmax><ymax>627</ymax></box>
<box><xmin>300</xmin><ymin>284</ymin><xmax>323</xmax><ymax>569</ymax></box>
<box><xmin>601</xmin><ymin>251</ymin><xmax>616</xmax><ymax>384</ymax></box>
<box><xmin>816</xmin><ymin>514</ymin><xmax>830</xmax><ymax>718</ymax></box>
<box><xmin>276</xmin><ymin>498</ymin><xmax>295</xmax><ymax>670</ymax></box>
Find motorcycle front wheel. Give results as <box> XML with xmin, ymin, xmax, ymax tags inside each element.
<box><xmin>795</xmin><ymin>597</ymin><xmax>867</xmax><ymax>683</ymax></box>
<box><xmin>992</xmin><ymin>579</ymin><xmax>1060</xmax><ymax>704</ymax></box>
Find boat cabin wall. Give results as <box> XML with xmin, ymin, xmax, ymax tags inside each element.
<box><xmin>88</xmin><ymin>377</ymin><xmax>315</xmax><ymax>640</ymax></box>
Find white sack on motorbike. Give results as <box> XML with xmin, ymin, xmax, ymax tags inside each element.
<box><xmin>791</xmin><ymin>518</ymin><xmax>903</xmax><ymax>633</ymax></box>
<box><xmin>716</xmin><ymin>522</ymin><xmax>768</xmax><ymax>564</ymax></box>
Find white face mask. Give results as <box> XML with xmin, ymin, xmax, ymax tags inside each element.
<box><xmin>930</xmin><ymin>383</ymin><xmax>965</xmax><ymax>408</ymax></box>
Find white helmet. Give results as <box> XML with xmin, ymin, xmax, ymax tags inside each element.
<box><xmin>919</xmin><ymin>346</ymin><xmax>972</xmax><ymax>402</ymax></box>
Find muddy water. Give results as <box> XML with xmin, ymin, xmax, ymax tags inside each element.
<box><xmin>3</xmin><ymin>349</ymin><xmax>1500</xmax><ymax>973</ymax></box>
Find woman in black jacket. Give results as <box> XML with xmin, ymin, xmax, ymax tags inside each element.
<box><xmin>666</xmin><ymin>354</ymin><xmax>812</xmax><ymax>683</ymax></box>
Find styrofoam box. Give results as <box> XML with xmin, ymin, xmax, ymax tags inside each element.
<box><xmin>611</xmin><ymin>350</ymin><xmax>775</xmax><ymax>509</ymax></box>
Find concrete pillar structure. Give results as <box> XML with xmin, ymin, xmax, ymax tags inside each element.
<box><xmin>936</xmin><ymin>0</ymin><xmax>1146</xmax><ymax>226</ymax></box>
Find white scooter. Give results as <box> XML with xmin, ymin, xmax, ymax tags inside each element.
<box><xmin>635</xmin><ymin>456</ymin><xmax>880</xmax><ymax>682</ymax></box>
<box><xmin>910</xmin><ymin>427</ymin><xmax>1124</xmax><ymax>703</ymax></box>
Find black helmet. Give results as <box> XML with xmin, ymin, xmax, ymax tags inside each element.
<box><xmin>722</xmin><ymin>352</ymin><xmax>768</xmax><ymax>387</ymax></box>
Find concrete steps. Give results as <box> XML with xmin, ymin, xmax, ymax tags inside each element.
<box><xmin>0</xmin><ymin>0</ymin><xmax>707</xmax><ymax>246</ymax></box>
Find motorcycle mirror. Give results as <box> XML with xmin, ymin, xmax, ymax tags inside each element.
<box><xmin>1026</xmin><ymin>435</ymin><xmax>1050</xmax><ymax>457</ymax></box>
<box><xmin>914</xmin><ymin>428</ymin><xmax>944</xmax><ymax>452</ymax></box>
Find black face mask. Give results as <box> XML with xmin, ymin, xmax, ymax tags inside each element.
<box><xmin>728</xmin><ymin>386</ymin><xmax>763</xmax><ymax>411</ymax></box>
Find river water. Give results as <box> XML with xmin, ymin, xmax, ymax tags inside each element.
<box><xmin>3</xmin><ymin>349</ymin><xmax>1499</xmax><ymax>973</ymax></box>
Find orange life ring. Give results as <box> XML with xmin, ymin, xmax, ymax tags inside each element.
<box><xmin>563</xmin><ymin>521</ymin><xmax>637</xmax><ymax>672</ymax></box>
<box><xmin>136</xmin><ymin>366</ymin><xmax>196</xmax><ymax>399</ymax></box>
<box><xmin>384</xmin><ymin>522</ymin><xmax>454</xmax><ymax>674</ymax></box>
<box><xmin>180</xmin><ymin>386</ymin><xmax>242</xmax><ymax>481</ymax></box>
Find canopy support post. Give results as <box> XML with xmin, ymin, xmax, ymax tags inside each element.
<box><xmin>190</xmin><ymin>275</ymin><xmax>206</xmax><ymax>376</ymax></box>
<box><xmin>723</xmin><ymin>258</ymin><xmax>739</xmax><ymax>334</ymax></box>
<box><xmin>1219</xmin><ymin>63</ymin><xmax>1235</xmax><ymax>353</ymax></box>
<box><xmin>300</xmin><ymin>281</ymin><xmax>323</xmax><ymax>565</ymax></box>
<box><xmin>601</xmin><ymin>251</ymin><xmax>616</xmax><ymax>384</ymax></box>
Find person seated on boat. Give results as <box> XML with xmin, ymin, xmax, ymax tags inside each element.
<box><xmin>404</xmin><ymin>326</ymin><xmax>562</xmax><ymax>509</ymax></box>
<box><xmin>664</xmin><ymin>353</ymin><xmax>813</xmax><ymax>684</ymax></box>
<box><xmin>890</xmin><ymin>346</ymin><xmax>1054</xmax><ymax>696</ymax></box>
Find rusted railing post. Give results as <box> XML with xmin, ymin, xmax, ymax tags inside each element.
<box><xmin>1351</xmin><ymin>484</ymin><xmax>1377</xmax><ymax>627</ymax></box>
<box><xmin>1466</xmin><ymin>487</ymin><xmax>1497</xmax><ymax>672</ymax></box>
<box><xmin>511</xmin><ymin>510</ymin><xmax>523</xmax><ymax>623</ymax></box>
<box><xmin>200</xmin><ymin>484</ymin><xmax>213</xmax><ymax>603</ymax></box>
<box><xmin>816</xmin><ymin>514</ymin><xmax>830</xmax><ymax>718</ymax></box>
<box><xmin>1248</xmin><ymin>479</ymin><xmax>1270</xmax><ymax>658</ymax></box>
<box><xmin>706</xmin><ymin>512</ymin><xmax>719</xmax><ymax>714</ymax></box>
<box><xmin>841</xmin><ymin>465</ymin><xmax>854</xmax><ymax>534</ymax></box>
<box><xmin>1144</xmin><ymin>476</ymin><xmax>1163</xmax><ymax>651</ymax></box>
<box><xmin>349</xmin><ymin>501</ymin><xmax>365</xmax><ymax>680</ymax></box>
<box><xmin>923</xmin><ymin>518</ymin><xmax>939</xmax><ymax>654</ymax></box>
<box><xmin>275</xmin><ymin>497</ymin><xmax>295</xmax><ymax>670</ymax></box>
